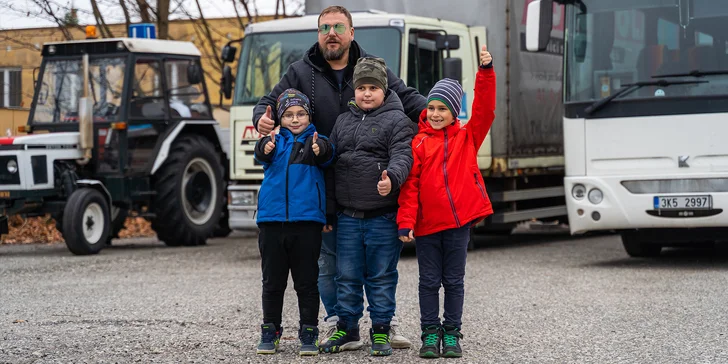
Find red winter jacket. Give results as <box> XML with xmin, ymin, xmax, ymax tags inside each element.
<box><xmin>397</xmin><ymin>67</ymin><xmax>496</xmax><ymax>236</ymax></box>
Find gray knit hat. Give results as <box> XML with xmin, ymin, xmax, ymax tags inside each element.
<box><xmin>427</xmin><ymin>78</ymin><xmax>463</xmax><ymax>118</ymax></box>
<box><xmin>353</xmin><ymin>57</ymin><xmax>388</xmax><ymax>91</ymax></box>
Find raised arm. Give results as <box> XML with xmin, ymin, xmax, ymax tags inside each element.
<box><xmin>468</xmin><ymin>45</ymin><xmax>497</xmax><ymax>152</ymax></box>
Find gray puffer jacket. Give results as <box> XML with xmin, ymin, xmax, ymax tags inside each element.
<box><xmin>329</xmin><ymin>90</ymin><xmax>416</xmax><ymax>213</ymax></box>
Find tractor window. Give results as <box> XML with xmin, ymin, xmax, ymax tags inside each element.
<box><xmin>407</xmin><ymin>30</ymin><xmax>443</xmax><ymax>96</ymax></box>
<box><xmin>130</xmin><ymin>59</ymin><xmax>166</xmax><ymax>120</ymax></box>
<box><xmin>165</xmin><ymin>59</ymin><xmax>210</xmax><ymax>119</ymax></box>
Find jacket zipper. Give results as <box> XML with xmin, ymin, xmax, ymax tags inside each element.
<box><xmin>474</xmin><ymin>173</ymin><xmax>487</xmax><ymax>200</ymax></box>
<box><xmin>443</xmin><ymin>129</ymin><xmax>460</xmax><ymax>227</ymax></box>
<box><xmin>286</xmin><ymin>134</ymin><xmax>298</xmax><ymax>221</ymax></box>
<box><xmin>348</xmin><ymin>115</ymin><xmax>365</xmax><ymax>207</ymax></box>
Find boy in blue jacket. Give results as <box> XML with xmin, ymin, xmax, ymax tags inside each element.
<box><xmin>253</xmin><ymin>89</ymin><xmax>334</xmax><ymax>356</ymax></box>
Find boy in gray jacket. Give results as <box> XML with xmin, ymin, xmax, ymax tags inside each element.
<box><xmin>320</xmin><ymin>57</ymin><xmax>416</xmax><ymax>356</ymax></box>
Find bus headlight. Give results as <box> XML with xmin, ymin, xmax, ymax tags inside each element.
<box><xmin>230</xmin><ymin>191</ymin><xmax>256</xmax><ymax>206</ymax></box>
<box><xmin>572</xmin><ymin>184</ymin><xmax>586</xmax><ymax>200</ymax></box>
<box><xmin>6</xmin><ymin>160</ymin><xmax>17</xmax><ymax>174</ymax></box>
<box><xmin>588</xmin><ymin>188</ymin><xmax>603</xmax><ymax>205</ymax></box>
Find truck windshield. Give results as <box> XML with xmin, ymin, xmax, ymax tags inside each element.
<box><xmin>565</xmin><ymin>0</ymin><xmax>728</xmax><ymax>103</ymax></box>
<box><xmin>234</xmin><ymin>27</ymin><xmax>401</xmax><ymax>105</ymax></box>
<box><xmin>33</xmin><ymin>56</ymin><xmax>126</xmax><ymax>123</ymax></box>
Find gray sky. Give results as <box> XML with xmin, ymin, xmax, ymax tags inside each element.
<box><xmin>0</xmin><ymin>0</ymin><xmax>303</xmax><ymax>30</ymax></box>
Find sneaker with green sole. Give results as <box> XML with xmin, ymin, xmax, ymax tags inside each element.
<box><xmin>319</xmin><ymin>324</ymin><xmax>363</xmax><ymax>353</ymax></box>
<box><xmin>442</xmin><ymin>325</ymin><xmax>463</xmax><ymax>358</ymax></box>
<box><xmin>419</xmin><ymin>325</ymin><xmax>442</xmax><ymax>358</ymax></box>
<box><xmin>256</xmin><ymin>323</ymin><xmax>282</xmax><ymax>354</ymax></box>
<box><xmin>370</xmin><ymin>324</ymin><xmax>392</xmax><ymax>356</ymax></box>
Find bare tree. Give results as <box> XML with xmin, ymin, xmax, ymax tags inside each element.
<box><xmin>157</xmin><ymin>0</ymin><xmax>170</xmax><ymax>39</ymax></box>
<box><xmin>119</xmin><ymin>0</ymin><xmax>132</xmax><ymax>35</ymax></box>
<box><xmin>237</xmin><ymin>0</ymin><xmax>254</xmax><ymax>24</ymax></box>
<box><xmin>31</xmin><ymin>0</ymin><xmax>75</xmax><ymax>40</ymax></box>
<box><xmin>230</xmin><ymin>0</ymin><xmax>246</xmax><ymax>29</ymax></box>
<box><xmin>90</xmin><ymin>0</ymin><xmax>114</xmax><ymax>38</ymax></box>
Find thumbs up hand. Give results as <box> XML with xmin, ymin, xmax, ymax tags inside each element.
<box><xmin>480</xmin><ymin>44</ymin><xmax>492</xmax><ymax>66</ymax></box>
<box><xmin>312</xmin><ymin>132</ymin><xmax>320</xmax><ymax>156</ymax></box>
<box><xmin>264</xmin><ymin>130</ymin><xmax>276</xmax><ymax>155</ymax></box>
<box><xmin>258</xmin><ymin>105</ymin><xmax>275</xmax><ymax>136</ymax></box>
<box><xmin>377</xmin><ymin>170</ymin><xmax>392</xmax><ymax>196</ymax></box>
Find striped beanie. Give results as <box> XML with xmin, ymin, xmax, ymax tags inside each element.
<box><xmin>276</xmin><ymin>88</ymin><xmax>310</xmax><ymax>121</ymax></box>
<box><xmin>427</xmin><ymin>78</ymin><xmax>463</xmax><ymax>118</ymax></box>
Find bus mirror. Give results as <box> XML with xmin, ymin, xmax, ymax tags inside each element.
<box><xmin>574</xmin><ymin>13</ymin><xmax>587</xmax><ymax>62</ymax></box>
<box><xmin>221</xmin><ymin>45</ymin><xmax>237</xmax><ymax>63</ymax></box>
<box><xmin>435</xmin><ymin>34</ymin><xmax>460</xmax><ymax>51</ymax></box>
<box><xmin>222</xmin><ymin>65</ymin><xmax>234</xmax><ymax>99</ymax></box>
<box><xmin>526</xmin><ymin>0</ymin><xmax>553</xmax><ymax>52</ymax></box>
<box><xmin>187</xmin><ymin>64</ymin><xmax>202</xmax><ymax>84</ymax></box>
<box><xmin>443</xmin><ymin>58</ymin><xmax>462</xmax><ymax>84</ymax></box>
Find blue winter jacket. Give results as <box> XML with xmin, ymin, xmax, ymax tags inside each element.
<box><xmin>254</xmin><ymin>124</ymin><xmax>334</xmax><ymax>224</ymax></box>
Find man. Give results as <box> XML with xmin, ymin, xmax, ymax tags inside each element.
<box><xmin>253</xmin><ymin>5</ymin><xmax>426</xmax><ymax>350</ymax></box>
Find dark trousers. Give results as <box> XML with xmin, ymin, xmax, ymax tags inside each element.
<box><xmin>258</xmin><ymin>222</ymin><xmax>322</xmax><ymax>328</ymax></box>
<box><xmin>416</xmin><ymin>225</ymin><xmax>470</xmax><ymax>329</ymax></box>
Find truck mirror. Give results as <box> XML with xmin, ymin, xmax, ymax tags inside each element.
<box><xmin>574</xmin><ymin>13</ymin><xmax>587</xmax><ymax>62</ymax></box>
<box><xmin>221</xmin><ymin>45</ymin><xmax>237</xmax><ymax>63</ymax></box>
<box><xmin>443</xmin><ymin>57</ymin><xmax>462</xmax><ymax>84</ymax></box>
<box><xmin>435</xmin><ymin>34</ymin><xmax>460</xmax><ymax>51</ymax></box>
<box><xmin>526</xmin><ymin>0</ymin><xmax>553</xmax><ymax>52</ymax></box>
<box><xmin>222</xmin><ymin>65</ymin><xmax>234</xmax><ymax>99</ymax></box>
<box><xmin>187</xmin><ymin>64</ymin><xmax>202</xmax><ymax>84</ymax></box>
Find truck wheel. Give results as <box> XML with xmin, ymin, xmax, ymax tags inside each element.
<box><xmin>107</xmin><ymin>207</ymin><xmax>129</xmax><ymax>245</ymax></box>
<box><xmin>152</xmin><ymin>135</ymin><xmax>224</xmax><ymax>246</ymax></box>
<box><xmin>61</xmin><ymin>188</ymin><xmax>111</xmax><ymax>255</ymax></box>
<box><xmin>621</xmin><ymin>232</ymin><xmax>661</xmax><ymax>258</ymax></box>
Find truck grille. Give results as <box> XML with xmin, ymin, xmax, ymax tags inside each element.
<box><xmin>0</xmin><ymin>156</ymin><xmax>20</xmax><ymax>185</ymax></box>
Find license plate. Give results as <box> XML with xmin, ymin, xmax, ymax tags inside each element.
<box><xmin>653</xmin><ymin>195</ymin><xmax>712</xmax><ymax>210</ymax></box>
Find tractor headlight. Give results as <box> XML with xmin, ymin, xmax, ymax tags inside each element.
<box><xmin>230</xmin><ymin>191</ymin><xmax>256</xmax><ymax>206</ymax></box>
<box><xmin>588</xmin><ymin>188</ymin><xmax>604</xmax><ymax>205</ymax></box>
<box><xmin>6</xmin><ymin>160</ymin><xmax>17</xmax><ymax>174</ymax></box>
<box><xmin>571</xmin><ymin>184</ymin><xmax>586</xmax><ymax>200</ymax></box>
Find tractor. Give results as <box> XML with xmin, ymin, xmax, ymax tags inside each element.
<box><xmin>0</xmin><ymin>24</ymin><xmax>229</xmax><ymax>254</ymax></box>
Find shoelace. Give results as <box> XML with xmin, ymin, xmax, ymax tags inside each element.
<box><xmin>443</xmin><ymin>332</ymin><xmax>459</xmax><ymax>347</ymax></box>
<box><xmin>372</xmin><ymin>333</ymin><xmax>389</xmax><ymax>345</ymax></box>
<box><xmin>300</xmin><ymin>330</ymin><xmax>317</xmax><ymax>345</ymax></box>
<box><xmin>328</xmin><ymin>330</ymin><xmax>347</xmax><ymax>342</ymax></box>
<box><xmin>423</xmin><ymin>332</ymin><xmax>439</xmax><ymax>346</ymax></box>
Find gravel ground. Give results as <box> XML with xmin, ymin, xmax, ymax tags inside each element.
<box><xmin>2</xmin><ymin>231</ymin><xmax>728</xmax><ymax>363</ymax></box>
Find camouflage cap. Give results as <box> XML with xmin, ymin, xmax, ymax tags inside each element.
<box><xmin>353</xmin><ymin>57</ymin><xmax>388</xmax><ymax>91</ymax></box>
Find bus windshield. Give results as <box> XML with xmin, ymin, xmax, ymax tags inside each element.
<box><xmin>565</xmin><ymin>0</ymin><xmax>728</xmax><ymax>103</ymax></box>
<box><xmin>234</xmin><ymin>27</ymin><xmax>402</xmax><ymax>105</ymax></box>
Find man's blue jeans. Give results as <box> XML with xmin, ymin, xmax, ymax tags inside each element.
<box><xmin>318</xmin><ymin>226</ymin><xmax>338</xmax><ymax>320</ymax></box>
<box><xmin>334</xmin><ymin>212</ymin><xmax>402</xmax><ymax>329</ymax></box>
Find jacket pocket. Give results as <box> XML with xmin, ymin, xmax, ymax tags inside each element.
<box><xmin>474</xmin><ymin>173</ymin><xmax>487</xmax><ymax>200</ymax></box>
<box><xmin>316</xmin><ymin>182</ymin><xmax>324</xmax><ymax>214</ymax></box>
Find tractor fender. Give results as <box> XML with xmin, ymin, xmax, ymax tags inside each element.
<box><xmin>150</xmin><ymin>120</ymin><xmax>229</xmax><ymax>175</ymax></box>
<box><xmin>76</xmin><ymin>179</ymin><xmax>112</xmax><ymax>206</ymax></box>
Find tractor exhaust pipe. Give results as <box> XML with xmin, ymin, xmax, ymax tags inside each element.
<box><xmin>77</xmin><ymin>53</ymin><xmax>93</xmax><ymax>165</ymax></box>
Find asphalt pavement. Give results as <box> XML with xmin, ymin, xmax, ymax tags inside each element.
<box><xmin>2</xmin><ymin>231</ymin><xmax>728</xmax><ymax>363</ymax></box>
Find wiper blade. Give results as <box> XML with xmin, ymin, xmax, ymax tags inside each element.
<box><xmin>584</xmin><ymin>79</ymin><xmax>708</xmax><ymax>116</ymax></box>
<box><xmin>653</xmin><ymin>69</ymin><xmax>728</xmax><ymax>78</ymax></box>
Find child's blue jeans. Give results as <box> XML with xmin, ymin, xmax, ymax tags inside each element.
<box><xmin>334</xmin><ymin>212</ymin><xmax>402</xmax><ymax>330</ymax></box>
<box><xmin>415</xmin><ymin>225</ymin><xmax>470</xmax><ymax>329</ymax></box>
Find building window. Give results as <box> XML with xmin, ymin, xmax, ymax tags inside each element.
<box><xmin>0</xmin><ymin>68</ymin><xmax>22</xmax><ymax>108</ymax></box>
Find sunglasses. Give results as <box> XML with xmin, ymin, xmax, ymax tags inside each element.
<box><xmin>318</xmin><ymin>23</ymin><xmax>348</xmax><ymax>35</ymax></box>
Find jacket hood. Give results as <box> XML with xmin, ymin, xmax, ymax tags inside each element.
<box><xmin>279</xmin><ymin>123</ymin><xmax>317</xmax><ymax>139</ymax></box>
<box><xmin>347</xmin><ymin>89</ymin><xmax>404</xmax><ymax>118</ymax></box>
<box><xmin>417</xmin><ymin>108</ymin><xmax>461</xmax><ymax>136</ymax></box>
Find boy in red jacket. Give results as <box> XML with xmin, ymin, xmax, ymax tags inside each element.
<box><xmin>397</xmin><ymin>45</ymin><xmax>495</xmax><ymax>358</ymax></box>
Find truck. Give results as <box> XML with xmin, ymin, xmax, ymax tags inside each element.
<box><xmin>0</xmin><ymin>24</ymin><xmax>229</xmax><ymax>254</ymax></box>
<box><xmin>526</xmin><ymin>0</ymin><xmax>728</xmax><ymax>256</ymax></box>
<box><xmin>221</xmin><ymin>0</ymin><xmax>569</xmax><ymax>236</ymax></box>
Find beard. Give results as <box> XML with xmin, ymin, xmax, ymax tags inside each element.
<box><xmin>320</xmin><ymin>39</ymin><xmax>350</xmax><ymax>61</ymax></box>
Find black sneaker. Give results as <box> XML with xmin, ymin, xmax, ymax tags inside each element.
<box><xmin>419</xmin><ymin>325</ymin><xmax>442</xmax><ymax>358</ymax></box>
<box><xmin>319</xmin><ymin>323</ymin><xmax>363</xmax><ymax>353</ymax></box>
<box><xmin>299</xmin><ymin>325</ymin><xmax>319</xmax><ymax>356</ymax></box>
<box><xmin>256</xmin><ymin>323</ymin><xmax>282</xmax><ymax>354</ymax></box>
<box><xmin>442</xmin><ymin>325</ymin><xmax>463</xmax><ymax>358</ymax></box>
<box><xmin>370</xmin><ymin>324</ymin><xmax>392</xmax><ymax>356</ymax></box>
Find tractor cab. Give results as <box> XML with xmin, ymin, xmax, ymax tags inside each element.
<box><xmin>0</xmin><ymin>25</ymin><xmax>228</xmax><ymax>255</ymax></box>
